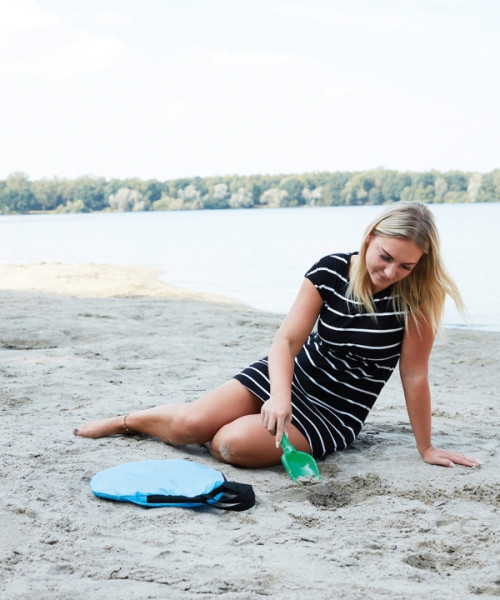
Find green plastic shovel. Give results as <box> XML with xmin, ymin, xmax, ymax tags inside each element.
<box><xmin>280</xmin><ymin>434</ymin><xmax>321</xmax><ymax>483</ymax></box>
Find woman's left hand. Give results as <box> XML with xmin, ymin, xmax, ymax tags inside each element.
<box><xmin>421</xmin><ymin>445</ymin><xmax>482</xmax><ymax>468</ymax></box>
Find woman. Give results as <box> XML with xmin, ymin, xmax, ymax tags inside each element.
<box><xmin>74</xmin><ymin>202</ymin><xmax>480</xmax><ymax>469</ymax></box>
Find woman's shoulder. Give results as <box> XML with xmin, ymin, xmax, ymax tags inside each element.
<box><xmin>305</xmin><ymin>252</ymin><xmax>355</xmax><ymax>286</ymax></box>
<box><xmin>312</xmin><ymin>252</ymin><xmax>355</xmax><ymax>272</ymax></box>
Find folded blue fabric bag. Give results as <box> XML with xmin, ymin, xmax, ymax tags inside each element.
<box><xmin>90</xmin><ymin>459</ymin><xmax>255</xmax><ymax>511</ymax></box>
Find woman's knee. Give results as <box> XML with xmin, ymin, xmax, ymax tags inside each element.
<box><xmin>210</xmin><ymin>419</ymin><xmax>281</xmax><ymax>467</ymax></box>
<box><xmin>210</xmin><ymin>426</ymin><xmax>245</xmax><ymax>465</ymax></box>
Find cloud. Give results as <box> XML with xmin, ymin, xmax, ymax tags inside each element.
<box><xmin>0</xmin><ymin>1</ymin><xmax>129</xmax><ymax>81</ymax></box>
<box><xmin>307</xmin><ymin>84</ymin><xmax>359</xmax><ymax>109</ymax></box>
<box><xmin>0</xmin><ymin>32</ymin><xmax>127</xmax><ymax>80</ymax></box>
<box><xmin>0</xmin><ymin>0</ymin><xmax>61</xmax><ymax>37</ymax></box>
<box><xmin>210</xmin><ymin>49</ymin><xmax>291</xmax><ymax>68</ymax></box>
<box><xmin>270</xmin><ymin>3</ymin><xmax>428</xmax><ymax>32</ymax></box>
<box><xmin>70</xmin><ymin>10</ymin><xmax>134</xmax><ymax>28</ymax></box>
<box><xmin>39</xmin><ymin>33</ymin><xmax>126</xmax><ymax>78</ymax></box>
<box><xmin>163</xmin><ymin>99</ymin><xmax>187</xmax><ymax>122</ymax></box>
<box><xmin>475</xmin><ymin>46</ymin><xmax>495</xmax><ymax>60</ymax></box>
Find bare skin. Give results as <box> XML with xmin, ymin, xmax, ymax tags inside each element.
<box><xmin>74</xmin><ymin>379</ymin><xmax>312</xmax><ymax>468</ymax></box>
<box><xmin>75</xmin><ymin>234</ymin><xmax>481</xmax><ymax>470</ymax></box>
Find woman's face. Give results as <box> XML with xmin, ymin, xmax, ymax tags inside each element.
<box><xmin>365</xmin><ymin>234</ymin><xmax>423</xmax><ymax>293</ymax></box>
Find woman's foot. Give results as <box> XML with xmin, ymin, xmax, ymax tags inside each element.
<box><xmin>73</xmin><ymin>416</ymin><xmax>129</xmax><ymax>439</ymax></box>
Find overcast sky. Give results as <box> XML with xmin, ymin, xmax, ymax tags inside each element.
<box><xmin>1</xmin><ymin>0</ymin><xmax>498</xmax><ymax>181</ymax></box>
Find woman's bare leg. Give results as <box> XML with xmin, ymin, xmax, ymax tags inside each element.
<box><xmin>74</xmin><ymin>380</ymin><xmax>262</xmax><ymax>444</ymax></box>
<box><xmin>209</xmin><ymin>414</ymin><xmax>312</xmax><ymax>468</ymax></box>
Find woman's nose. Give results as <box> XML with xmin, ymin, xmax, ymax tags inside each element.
<box><xmin>384</xmin><ymin>264</ymin><xmax>397</xmax><ymax>278</ymax></box>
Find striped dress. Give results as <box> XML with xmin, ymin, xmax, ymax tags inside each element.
<box><xmin>233</xmin><ymin>252</ymin><xmax>406</xmax><ymax>459</ymax></box>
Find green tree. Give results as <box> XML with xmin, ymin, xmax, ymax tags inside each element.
<box><xmin>178</xmin><ymin>184</ymin><xmax>202</xmax><ymax>209</ymax></box>
<box><xmin>144</xmin><ymin>179</ymin><xmax>164</xmax><ymax>204</ymax></box>
<box><xmin>444</xmin><ymin>171</ymin><xmax>468</xmax><ymax>192</ymax></box>
<box><xmin>31</xmin><ymin>178</ymin><xmax>69</xmax><ymax>211</ymax></box>
<box><xmin>203</xmin><ymin>182</ymin><xmax>230</xmax><ymax>209</ymax></box>
<box><xmin>72</xmin><ymin>176</ymin><xmax>107</xmax><ymax>211</ymax></box>
<box><xmin>341</xmin><ymin>173</ymin><xmax>374</xmax><ymax>205</ymax></box>
<box><xmin>438</xmin><ymin>171</ymin><xmax>467</xmax><ymax>203</ymax></box>
<box><xmin>0</xmin><ymin>172</ymin><xmax>35</xmax><ymax>213</ymax></box>
<box><xmin>302</xmin><ymin>186</ymin><xmax>324</xmax><ymax>206</ymax></box>
<box><xmin>152</xmin><ymin>194</ymin><xmax>184</xmax><ymax>211</ymax></box>
<box><xmin>278</xmin><ymin>175</ymin><xmax>305</xmax><ymax>207</ymax></box>
<box><xmin>411</xmin><ymin>172</ymin><xmax>436</xmax><ymax>203</ymax></box>
<box><xmin>414</xmin><ymin>172</ymin><xmax>436</xmax><ymax>188</ymax></box>
<box><xmin>54</xmin><ymin>199</ymin><xmax>86</xmax><ymax>213</ymax></box>
<box><xmin>368</xmin><ymin>187</ymin><xmax>385</xmax><ymax>204</ymax></box>
<box><xmin>229</xmin><ymin>187</ymin><xmax>253</xmax><ymax>208</ymax></box>
<box><xmin>260</xmin><ymin>187</ymin><xmax>288</xmax><ymax>208</ymax></box>
<box><xmin>467</xmin><ymin>173</ymin><xmax>482</xmax><ymax>203</ymax></box>
<box><xmin>109</xmin><ymin>188</ymin><xmax>146</xmax><ymax>212</ymax></box>
<box><xmin>433</xmin><ymin>176</ymin><xmax>448</xmax><ymax>203</ymax></box>
<box><xmin>477</xmin><ymin>170</ymin><xmax>500</xmax><ymax>202</ymax></box>
<box><xmin>380</xmin><ymin>171</ymin><xmax>411</xmax><ymax>203</ymax></box>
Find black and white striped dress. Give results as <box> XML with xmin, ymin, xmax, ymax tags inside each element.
<box><xmin>233</xmin><ymin>252</ymin><xmax>406</xmax><ymax>459</ymax></box>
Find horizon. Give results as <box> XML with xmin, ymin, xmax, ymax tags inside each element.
<box><xmin>2</xmin><ymin>165</ymin><xmax>499</xmax><ymax>185</ymax></box>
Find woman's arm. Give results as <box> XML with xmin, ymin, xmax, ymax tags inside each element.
<box><xmin>399</xmin><ymin>317</ymin><xmax>480</xmax><ymax>468</ymax></box>
<box><xmin>261</xmin><ymin>278</ymin><xmax>323</xmax><ymax>447</ymax></box>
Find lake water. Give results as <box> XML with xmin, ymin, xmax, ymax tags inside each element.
<box><xmin>0</xmin><ymin>203</ymin><xmax>498</xmax><ymax>331</ymax></box>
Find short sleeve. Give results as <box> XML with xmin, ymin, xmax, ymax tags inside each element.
<box><xmin>305</xmin><ymin>255</ymin><xmax>330</xmax><ymax>289</ymax></box>
<box><xmin>305</xmin><ymin>253</ymin><xmax>351</xmax><ymax>302</ymax></box>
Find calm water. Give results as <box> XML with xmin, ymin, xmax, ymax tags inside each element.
<box><xmin>0</xmin><ymin>203</ymin><xmax>498</xmax><ymax>331</ymax></box>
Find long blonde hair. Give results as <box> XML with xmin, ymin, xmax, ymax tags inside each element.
<box><xmin>347</xmin><ymin>201</ymin><xmax>465</xmax><ymax>332</ymax></box>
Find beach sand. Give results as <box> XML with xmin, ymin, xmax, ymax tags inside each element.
<box><xmin>0</xmin><ymin>263</ymin><xmax>498</xmax><ymax>599</ymax></box>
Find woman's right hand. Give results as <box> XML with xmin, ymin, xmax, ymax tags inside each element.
<box><xmin>263</xmin><ymin>278</ymin><xmax>323</xmax><ymax>448</ymax></box>
<box><xmin>260</xmin><ymin>393</ymin><xmax>292</xmax><ymax>448</ymax></box>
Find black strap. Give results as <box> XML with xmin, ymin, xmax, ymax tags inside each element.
<box><xmin>203</xmin><ymin>481</ymin><xmax>255</xmax><ymax>511</ymax></box>
<box><xmin>147</xmin><ymin>480</ymin><xmax>255</xmax><ymax>511</ymax></box>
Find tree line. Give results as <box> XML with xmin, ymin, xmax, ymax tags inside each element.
<box><xmin>0</xmin><ymin>168</ymin><xmax>498</xmax><ymax>214</ymax></box>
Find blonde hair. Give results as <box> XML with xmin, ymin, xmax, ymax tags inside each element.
<box><xmin>347</xmin><ymin>201</ymin><xmax>465</xmax><ymax>332</ymax></box>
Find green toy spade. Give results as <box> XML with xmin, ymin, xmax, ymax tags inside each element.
<box><xmin>280</xmin><ymin>434</ymin><xmax>321</xmax><ymax>483</ymax></box>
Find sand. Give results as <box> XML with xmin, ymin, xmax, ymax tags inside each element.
<box><xmin>0</xmin><ymin>263</ymin><xmax>498</xmax><ymax>600</ymax></box>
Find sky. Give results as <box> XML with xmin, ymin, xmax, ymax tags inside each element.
<box><xmin>0</xmin><ymin>0</ymin><xmax>499</xmax><ymax>182</ymax></box>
